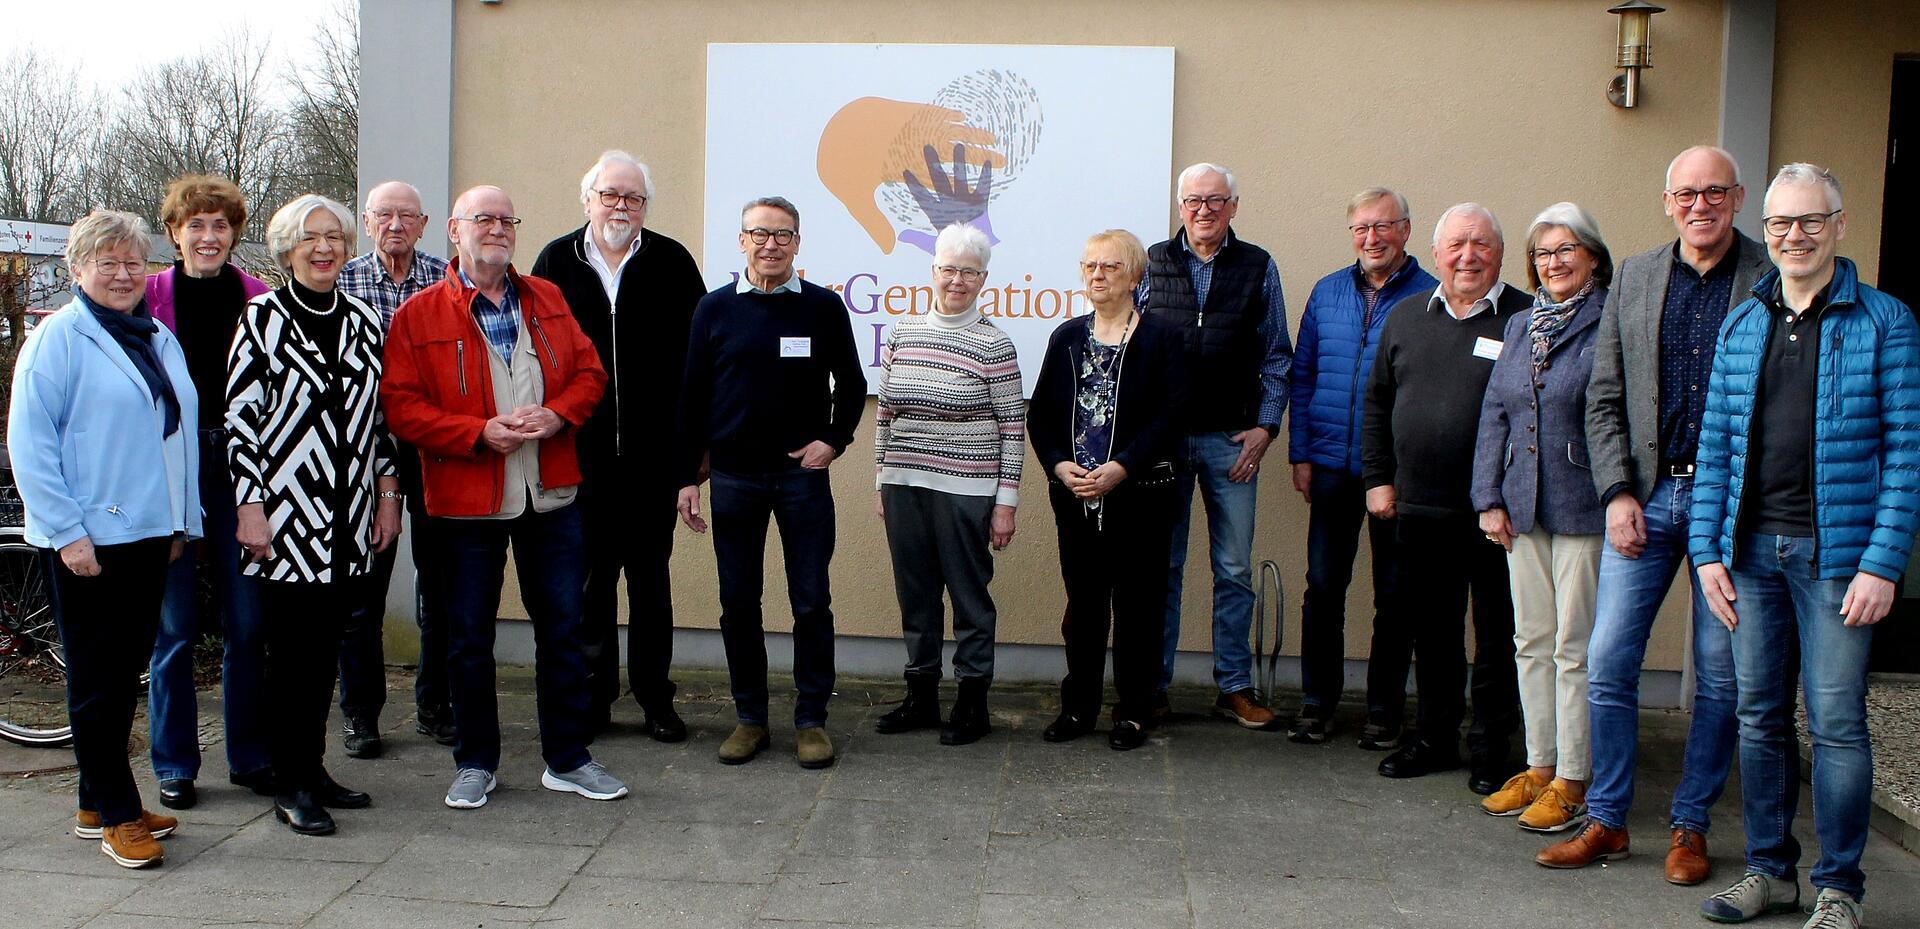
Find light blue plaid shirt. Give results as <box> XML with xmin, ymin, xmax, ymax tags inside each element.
<box><xmin>458</xmin><ymin>268</ymin><xmax>520</xmax><ymax>362</ymax></box>
<box><xmin>339</xmin><ymin>250</ymin><xmax>448</xmax><ymax>334</ymax></box>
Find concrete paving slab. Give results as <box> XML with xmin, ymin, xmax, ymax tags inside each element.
<box><xmin>1186</xmin><ymin>873</ymin><xmax>1410</xmax><ymax>929</ymax></box>
<box><xmin>302</xmin><ymin>892</ymin><xmax>540</xmax><ymax>929</ymax></box>
<box><xmin>978</xmin><ymin>891</ymin><xmax>1195</xmax><ymax>929</ymax></box>
<box><xmin>108</xmin><ymin>850</ymin><xmax>371</xmax><ymax>924</ymax></box>
<box><xmin>984</xmin><ymin>834</ymin><xmax>1187</xmax><ymax>899</ymax></box>
<box><xmin>584</xmin><ymin>817</ymin><xmax>796</xmax><ymax>883</ymax></box>
<box><xmin>0</xmin><ymin>867</ymin><xmax>145</xmax><ymax>929</ymax></box>
<box><xmin>353</xmin><ymin>834</ymin><xmax>592</xmax><ymax>907</ymax></box>
<box><xmin>543</xmin><ymin>874</ymin><xmax>766</xmax><ymax>929</ymax></box>
<box><xmin>796</xmin><ymin>797</ymin><xmax>993</xmax><ymax>861</ymax></box>
<box><xmin>762</xmin><ymin>855</ymin><xmax>982</xmax><ymax>926</ymax></box>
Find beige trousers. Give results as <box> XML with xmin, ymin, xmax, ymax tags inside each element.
<box><xmin>1506</xmin><ymin>529</ymin><xmax>1603</xmax><ymax>780</ymax></box>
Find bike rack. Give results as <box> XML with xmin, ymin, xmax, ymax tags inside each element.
<box><xmin>1252</xmin><ymin>559</ymin><xmax>1285</xmax><ymax>700</ymax></box>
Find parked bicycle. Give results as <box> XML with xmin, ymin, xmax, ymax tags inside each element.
<box><xmin>0</xmin><ymin>443</ymin><xmax>72</xmax><ymax>747</ymax></box>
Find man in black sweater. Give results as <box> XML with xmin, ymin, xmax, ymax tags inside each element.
<box><xmin>1361</xmin><ymin>202</ymin><xmax>1526</xmax><ymax>793</ymax></box>
<box><xmin>532</xmin><ymin>151</ymin><xmax>707</xmax><ymax>742</ymax></box>
<box><xmin>677</xmin><ymin>196</ymin><xmax>866</xmax><ymax>770</ymax></box>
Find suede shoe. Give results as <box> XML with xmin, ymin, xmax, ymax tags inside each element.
<box><xmin>157</xmin><ymin>777</ymin><xmax>196</xmax><ymax>810</ymax></box>
<box><xmin>1517</xmin><ymin>781</ymin><xmax>1586</xmax><ymax>833</ymax></box>
<box><xmin>795</xmin><ymin>726</ymin><xmax>836</xmax><ymax>769</ymax></box>
<box><xmin>1701</xmin><ymin>871</ymin><xmax>1800</xmax><ymax>923</ymax></box>
<box><xmin>1802</xmin><ymin>888</ymin><xmax>1863</xmax><ymax>929</ymax></box>
<box><xmin>1481</xmin><ymin>771</ymin><xmax>1545</xmax><ymax>816</ymax></box>
<box><xmin>273</xmin><ymin>790</ymin><xmax>336</xmax><ymax>836</ymax></box>
<box><xmin>415</xmin><ymin>706</ymin><xmax>458</xmax><ymax>746</ymax></box>
<box><xmin>875</xmin><ymin>675</ymin><xmax>942</xmax><ymax>734</ymax></box>
<box><xmin>718</xmin><ymin>724</ymin><xmax>771</xmax><ymax>765</ymax></box>
<box><xmin>1665</xmin><ymin>828</ymin><xmax>1711</xmax><ymax>886</ymax></box>
<box><xmin>1213</xmin><ymin>688</ymin><xmax>1280</xmax><ymax>730</ymax></box>
<box><xmin>342</xmin><ymin>717</ymin><xmax>383</xmax><ymax>759</ymax></box>
<box><xmin>641</xmin><ymin>703</ymin><xmax>688</xmax><ymax>743</ymax></box>
<box><xmin>1377</xmin><ymin>739</ymin><xmax>1461</xmax><ymax>778</ymax></box>
<box><xmin>100</xmin><ymin>821</ymin><xmax>163</xmax><ymax>868</ymax></box>
<box><xmin>316</xmin><ymin>770</ymin><xmax>371</xmax><ymax>809</ymax></box>
<box><xmin>1535</xmin><ymin>820</ymin><xmax>1630</xmax><ymax>869</ymax></box>
<box><xmin>75</xmin><ymin>809</ymin><xmax>176</xmax><ymax>841</ymax></box>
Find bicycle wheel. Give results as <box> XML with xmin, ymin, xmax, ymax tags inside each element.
<box><xmin>0</xmin><ymin>540</ymin><xmax>71</xmax><ymax>747</ymax></box>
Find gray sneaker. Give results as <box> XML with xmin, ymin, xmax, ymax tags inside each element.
<box><xmin>444</xmin><ymin>767</ymin><xmax>497</xmax><ymax>809</ymax></box>
<box><xmin>1802</xmin><ymin>888</ymin><xmax>1863</xmax><ymax>929</ymax></box>
<box><xmin>1701</xmin><ymin>871</ymin><xmax>1800</xmax><ymax>923</ymax></box>
<box><xmin>541</xmin><ymin>760</ymin><xmax>629</xmax><ymax>800</ymax></box>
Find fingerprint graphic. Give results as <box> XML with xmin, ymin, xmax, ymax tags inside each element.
<box><xmin>879</xmin><ymin>70</ymin><xmax>1043</xmax><ymax>235</ymax></box>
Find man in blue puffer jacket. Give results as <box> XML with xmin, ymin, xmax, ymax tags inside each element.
<box><xmin>1689</xmin><ymin>164</ymin><xmax>1920</xmax><ymax>929</ymax></box>
<box><xmin>1285</xmin><ymin>187</ymin><xmax>1437</xmax><ymax>746</ymax></box>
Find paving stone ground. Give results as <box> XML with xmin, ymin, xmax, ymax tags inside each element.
<box><xmin>2</xmin><ymin>667</ymin><xmax>1916</xmax><ymax>929</ymax></box>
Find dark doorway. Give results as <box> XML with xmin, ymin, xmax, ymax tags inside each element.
<box><xmin>1876</xmin><ymin>56</ymin><xmax>1920</xmax><ymax>674</ymax></box>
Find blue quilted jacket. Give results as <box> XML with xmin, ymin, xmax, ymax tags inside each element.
<box><xmin>1689</xmin><ymin>258</ymin><xmax>1920</xmax><ymax>581</ymax></box>
<box><xmin>1288</xmin><ymin>258</ymin><xmax>1438</xmax><ymax>474</ymax></box>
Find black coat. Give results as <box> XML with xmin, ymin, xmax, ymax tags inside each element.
<box><xmin>1029</xmin><ymin>311</ymin><xmax>1188</xmax><ymax>483</ymax></box>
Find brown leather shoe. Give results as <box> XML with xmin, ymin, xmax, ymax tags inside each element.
<box><xmin>74</xmin><ymin>808</ymin><xmax>177</xmax><ymax>841</ymax></box>
<box><xmin>1535</xmin><ymin>820</ymin><xmax>1629</xmax><ymax>869</ymax></box>
<box><xmin>100</xmin><ymin>821</ymin><xmax>164</xmax><ymax>869</ymax></box>
<box><xmin>1212</xmin><ymin>689</ymin><xmax>1280</xmax><ymax>731</ymax></box>
<box><xmin>1664</xmin><ymin>828</ymin><xmax>1710</xmax><ymax>886</ymax></box>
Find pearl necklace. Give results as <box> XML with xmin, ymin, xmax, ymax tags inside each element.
<box><xmin>287</xmin><ymin>283</ymin><xmax>340</xmax><ymax>316</ymax></box>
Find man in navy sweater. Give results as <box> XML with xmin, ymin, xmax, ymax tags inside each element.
<box><xmin>677</xmin><ymin>196</ymin><xmax>866</xmax><ymax>770</ymax></box>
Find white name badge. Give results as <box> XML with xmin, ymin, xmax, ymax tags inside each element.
<box><xmin>1472</xmin><ymin>336</ymin><xmax>1504</xmax><ymax>361</ymax></box>
<box><xmin>780</xmin><ymin>337</ymin><xmax>812</xmax><ymax>358</ymax></box>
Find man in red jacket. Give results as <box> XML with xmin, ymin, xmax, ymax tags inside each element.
<box><xmin>381</xmin><ymin>184</ymin><xmax>624</xmax><ymax>811</ymax></box>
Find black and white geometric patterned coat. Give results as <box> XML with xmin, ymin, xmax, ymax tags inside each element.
<box><xmin>226</xmin><ymin>288</ymin><xmax>397</xmax><ymax>583</ymax></box>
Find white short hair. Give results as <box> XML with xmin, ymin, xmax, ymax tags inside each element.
<box><xmin>65</xmin><ymin>209</ymin><xmax>150</xmax><ymax>269</ymax></box>
<box><xmin>1432</xmin><ymin>202</ymin><xmax>1503</xmax><ymax>248</ymax></box>
<box><xmin>1176</xmin><ymin>162</ymin><xmax>1238</xmax><ymax>201</ymax></box>
<box><xmin>1664</xmin><ymin>145</ymin><xmax>1742</xmax><ymax>189</ymax></box>
<box><xmin>932</xmin><ymin>224</ymin><xmax>991</xmax><ymax>268</ymax></box>
<box><xmin>266</xmin><ymin>194</ymin><xmax>355</xmax><ymax>269</ymax></box>
<box><xmin>1765</xmin><ymin>162</ymin><xmax>1843</xmax><ymax>212</ymax></box>
<box><xmin>1524</xmin><ymin>202</ymin><xmax>1614</xmax><ymax>290</ymax></box>
<box><xmin>579</xmin><ymin>150</ymin><xmax>656</xmax><ymax>204</ymax></box>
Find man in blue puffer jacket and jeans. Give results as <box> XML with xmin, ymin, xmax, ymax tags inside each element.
<box><xmin>1285</xmin><ymin>187</ymin><xmax>1436</xmax><ymax>746</ymax></box>
<box><xmin>1690</xmin><ymin>163</ymin><xmax>1920</xmax><ymax>929</ymax></box>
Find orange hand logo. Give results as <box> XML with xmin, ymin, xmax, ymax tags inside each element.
<box><xmin>817</xmin><ymin>97</ymin><xmax>1007</xmax><ymax>254</ymax></box>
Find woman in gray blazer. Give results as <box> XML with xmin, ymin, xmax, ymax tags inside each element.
<box><xmin>1470</xmin><ymin>202</ymin><xmax>1612</xmax><ymax>835</ymax></box>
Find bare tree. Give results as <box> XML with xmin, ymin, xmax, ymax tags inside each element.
<box><xmin>0</xmin><ymin>49</ymin><xmax>106</xmax><ymax>223</ymax></box>
<box><xmin>282</xmin><ymin>0</ymin><xmax>360</xmax><ymax>205</ymax></box>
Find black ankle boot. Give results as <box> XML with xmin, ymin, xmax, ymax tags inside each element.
<box><xmin>874</xmin><ymin>674</ymin><xmax>941</xmax><ymax>733</ymax></box>
<box><xmin>940</xmin><ymin>678</ymin><xmax>992</xmax><ymax>745</ymax></box>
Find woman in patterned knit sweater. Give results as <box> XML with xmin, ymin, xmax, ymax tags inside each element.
<box><xmin>871</xmin><ymin>224</ymin><xmax>1024</xmax><ymax>746</ymax></box>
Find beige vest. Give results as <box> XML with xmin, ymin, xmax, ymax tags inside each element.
<box><xmin>460</xmin><ymin>322</ymin><xmax>577</xmax><ymax>520</ymax></box>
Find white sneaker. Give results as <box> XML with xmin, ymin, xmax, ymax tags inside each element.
<box><xmin>444</xmin><ymin>767</ymin><xmax>497</xmax><ymax>809</ymax></box>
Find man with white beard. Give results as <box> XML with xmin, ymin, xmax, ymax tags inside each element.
<box><xmin>532</xmin><ymin>150</ymin><xmax>708</xmax><ymax>741</ymax></box>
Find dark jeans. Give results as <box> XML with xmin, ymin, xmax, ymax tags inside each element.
<box><xmin>442</xmin><ymin>504</ymin><xmax>594</xmax><ymax>774</ymax></box>
<box><xmin>1298</xmin><ymin>467</ymin><xmax>1401</xmax><ymax>717</ymax></box>
<box><xmin>581</xmin><ymin>474</ymin><xmax>678</xmax><ymax>711</ymax></box>
<box><xmin>1392</xmin><ymin>513</ymin><xmax>1519</xmax><ymax>756</ymax></box>
<box><xmin>337</xmin><ymin>486</ymin><xmax>452</xmax><ymax>722</ymax></box>
<box><xmin>47</xmin><ymin>538</ymin><xmax>170</xmax><ymax>826</ymax></box>
<box><xmin>1051</xmin><ymin>480</ymin><xmax>1178</xmax><ymax>724</ymax></box>
<box><xmin>881</xmin><ymin>484</ymin><xmax>998</xmax><ymax>681</ymax></box>
<box><xmin>710</xmin><ymin>467</ymin><xmax>837</xmax><ymax>729</ymax></box>
<box><xmin>255</xmin><ymin>576</ymin><xmax>358</xmax><ymax>791</ymax></box>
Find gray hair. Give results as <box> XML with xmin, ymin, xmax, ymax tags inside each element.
<box><xmin>932</xmin><ymin>224</ymin><xmax>991</xmax><ymax>268</ymax></box>
<box><xmin>741</xmin><ymin>196</ymin><xmax>800</xmax><ymax>230</ymax></box>
<box><xmin>1347</xmin><ymin>186</ymin><xmax>1410</xmax><ymax>221</ymax></box>
<box><xmin>65</xmin><ymin>209</ymin><xmax>151</xmax><ymax>269</ymax></box>
<box><xmin>1524</xmin><ymin>201</ymin><xmax>1614</xmax><ymax>291</ymax></box>
<box><xmin>1432</xmin><ymin>202</ymin><xmax>1504</xmax><ymax>248</ymax></box>
<box><xmin>1766</xmin><ymin>162</ymin><xmax>1843</xmax><ymax>212</ymax></box>
<box><xmin>1664</xmin><ymin>145</ymin><xmax>1742</xmax><ymax>189</ymax></box>
<box><xmin>1176</xmin><ymin>162</ymin><xmax>1238</xmax><ymax>200</ymax></box>
<box><xmin>578</xmin><ymin>150</ymin><xmax>656</xmax><ymax>205</ymax></box>
<box><xmin>266</xmin><ymin>194</ymin><xmax>355</xmax><ymax>269</ymax></box>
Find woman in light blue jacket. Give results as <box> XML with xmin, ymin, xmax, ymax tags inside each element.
<box><xmin>7</xmin><ymin>209</ymin><xmax>200</xmax><ymax>869</ymax></box>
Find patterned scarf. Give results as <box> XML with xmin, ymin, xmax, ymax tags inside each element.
<box><xmin>1528</xmin><ymin>278</ymin><xmax>1596</xmax><ymax>370</ymax></box>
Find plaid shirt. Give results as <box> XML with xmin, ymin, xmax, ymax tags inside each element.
<box><xmin>338</xmin><ymin>250</ymin><xmax>449</xmax><ymax>333</ymax></box>
<box><xmin>458</xmin><ymin>268</ymin><xmax>520</xmax><ymax>361</ymax></box>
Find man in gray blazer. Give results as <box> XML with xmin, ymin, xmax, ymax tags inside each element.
<box><xmin>1538</xmin><ymin>145</ymin><xmax>1771</xmax><ymax>879</ymax></box>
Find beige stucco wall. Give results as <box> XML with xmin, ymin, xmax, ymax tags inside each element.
<box><xmin>439</xmin><ymin>1</ymin><xmax>1909</xmax><ymax>674</ymax></box>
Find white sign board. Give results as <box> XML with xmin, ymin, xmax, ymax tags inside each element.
<box><xmin>0</xmin><ymin>219</ymin><xmax>71</xmax><ymax>257</ymax></box>
<box><xmin>703</xmin><ymin>43</ymin><xmax>1175</xmax><ymax>395</ymax></box>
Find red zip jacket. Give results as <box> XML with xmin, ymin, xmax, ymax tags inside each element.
<box><xmin>380</xmin><ymin>259</ymin><xmax>607</xmax><ymax>517</ymax></box>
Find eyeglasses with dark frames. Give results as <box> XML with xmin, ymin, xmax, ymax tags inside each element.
<box><xmin>1761</xmin><ymin>210</ymin><xmax>1842</xmax><ymax>238</ymax></box>
<box><xmin>1666</xmin><ymin>185</ymin><xmax>1737</xmax><ymax>207</ymax></box>
<box><xmin>455</xmin><ymin>214</ymin><xmax>523</xmax><ymax>229</ymax></box>
<box><xmin>1349</xmin><ymin>218</ymin><xmax>1410</xmax><ymax>238</ymax></box>
<box><xmin>595</xmin><ymin>189</ymin><xmax>648</xmax><ymax>210</ymax></box>
<box><xmin>742</xmin><ymin>227</ymin><xmax>797</xmax><ymax>247</ymax></box>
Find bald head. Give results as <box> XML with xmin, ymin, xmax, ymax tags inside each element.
<box><xmin>1662</xmin><ymin>146</ymin><xmax>1745</xmax><ymax>259</ymax></box>
<box><xmin>447</xmin><ymin>185</ymin><xmax>518</xmax><ymax>272</ymax></box>
<box><xmin>363</xmin><ymin>180</ymin><xmax>428</xmax><ymax>263</ymax></box>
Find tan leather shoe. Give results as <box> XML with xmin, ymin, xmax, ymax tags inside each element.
<box><xmin>717</xmin><ymin>724</ymin><xmax>770</xmax><ymax>765</ymax></box>
<box><xmin>1535</xmin><ymin>820</ymin><xmax>1630</xmax><ymax>869</ymax></box>
<box><xmin>1665</xmin><ymin>828</ymin><xmax>1711</xmax><ymax>886</ymax></box>
<box><xmin>75</xmin><ymin>808</ymin><xmax>177</xmax><ymax>841</ymax></box>
<box><xmin>1481</xmin><ymin>771</ymin><xmax>1545</xmax><ymax>816</ymax></box>
<box><xmin>795</xmin><ymin>726</ymin><xmax>836</xmax><ymax>769</ymax></box>
<box><xmin>100</xmin><ymin>821</ymin><xmax>164</xmax><ymax>869</ymax></box>
<box><xmin>1213</xmin><ymin>689</ymin><xmax>1280</xmax><ymax>730</ymax></box>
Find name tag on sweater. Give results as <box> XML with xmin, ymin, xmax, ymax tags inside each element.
<box><xmin>780</xmin><ymin>337</ymin><xmax>812</xmax><ymax>358</ymax></box>
<box><xmin>1472</xmin><ymin>337</ymin><xmax>1503</xmax><ymax>361</ymax></box>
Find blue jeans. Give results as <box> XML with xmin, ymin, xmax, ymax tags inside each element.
<box><xmin>152</xmin><ymin>440</ymin><xmax>269</xmax><ymax>781</ymax></box>
<box><xmin>442</xmin><ymin>503</ymin><xmax>594</xmax><ymax>774</ymax></box>
<box><xmin>1161</xmin><ymin>431</ymin><xmax>1259</xmax><ymax>693</ymax></box>
<box><xmin>710</xmin><ymin>467</ymin><xmax>837</xmax><ymax>729</ymax></box>
<box><xmin>1585</xmin><ymin>477</ymin><xmax>1736</xmax><ymax>833</ymax></box>
<box><xmin>1727</xmin><ymin>533</ymin><xmax>1875</xmax><ymax>901</ymax></box>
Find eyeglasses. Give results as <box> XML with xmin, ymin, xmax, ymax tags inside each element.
<box><xmin>1179</xmin><ymin>195</ymin><xmax>1234</xmax><ymax>214</ymax></box>
<box><xmin>934</xmin><ymin>264</ymin><xmax>983</xmax><ymax>282</ymax></box>
<box><xmin>1349</xmin><ymin>218</ymin><xmax>1409</xmax><ymax>238</ymax></box>
<box><xmin>1080</xmin><ymin>260</ymin><xmax>1126</xmax><ymax>275</ymax></box>
<box><xmin>1666</xmin><ymin>185</ymin><xmax>1738</xmax><ymax>207</ymax></box>
<box><xmin>742</xmin><ymin>227</ymin><xmax>797</xmax><ymax>247</ymax></box>
<box><xmin>456</xmin><ymin>214</ymin><xmax>522</xmax><ymax>230</ymax></box>
<box><xmin>1762</xmin><ymin>210</ymin><xmax>1842</xmax><ymax>238</ymax></box>
<box><xmin>1530</xmin><ymin>243</ymin><xmax>1583</xmax><ymax>265</ymax></box>
<box><xmin>298</xmin><ymin>231</ymin><xmax>349</xmax><ymax>247</ymax></box>
<box><xmin>89</xmin><ymin>258</ymin><xmax>145</xmax><ymax>277</ymax></box>
<box><xmin>595</xmin><ymin>189</ymin><xmax>648</xmax><ymax>210</ymax></box>
<box><xmin>367</xmin><ymin>209</ymin><xmax>423</xmax><ymax>225</ymax></box>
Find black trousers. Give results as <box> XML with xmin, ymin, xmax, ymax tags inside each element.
<box><xmin>581</xmin><ymin>476</ymin><xmax>678</xmax><ymax>712</ymax></box>
<box><xmin>257</xmin><ymin>576</ymin><xmax>360</xmax><ymax>791</ymax></box>
<box><xmin>337</xmin><ymin>447</ymin><xmax>453</xmax><ymax>722</ymax></box>
<box><xmin>1298</xmin><ymin>467</ymin><xmax>1403</xmax><ymax>716</ymax></box>
<box><xmin>46</xmin><ymin>537</ymin><xmax>170</xmax><ymax>826</ymax></box>
<box><xmin>1393</xmin><ymin>513</ymin><xmax>1519</xmax><ymax>756</ymax></box>
<box><xmin>1050</xmin><ymin>480</ymin><xmax>1178</xmax><ymax>724</ymax></box>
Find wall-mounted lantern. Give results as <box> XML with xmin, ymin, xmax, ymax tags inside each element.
<box><xmin>1607</xmin><ymin>1</ymin><xmax>1666</xmax><ymax>108</ymax></box>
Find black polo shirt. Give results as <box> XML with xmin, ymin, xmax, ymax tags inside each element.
<box><xmin>1746</xmin><ymin>283</ymin><xmax>1832</xmax><ymax>537</ymax></box>
<box><xmin>1657</xmin><ymin>237</ymin><xmax>1740</xmax><ymax>467</ymax></box>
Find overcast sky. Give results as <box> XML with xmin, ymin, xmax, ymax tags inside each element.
<box><xmin>3</xmin><ymin>0</ymin><xmax>341</xmax><ymax>91</ymax></box>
